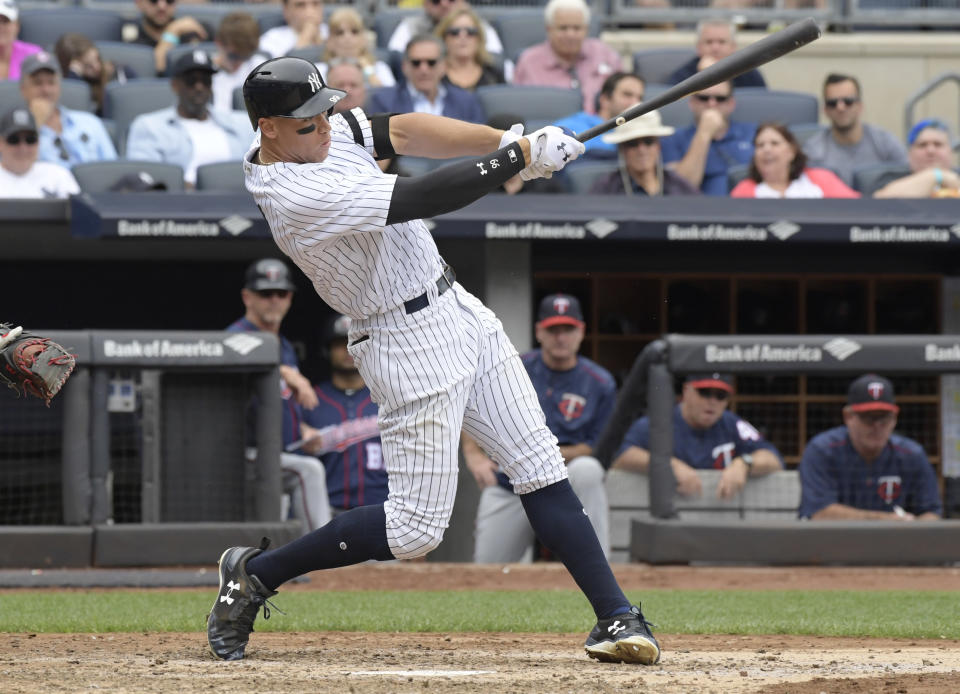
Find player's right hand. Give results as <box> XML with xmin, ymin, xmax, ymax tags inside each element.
<box><xmin>520</xmin><ymin>125</ymin><xmax>585</xmax><ymax>181</ymax></box>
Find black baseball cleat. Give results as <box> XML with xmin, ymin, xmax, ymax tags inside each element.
<box><xmin>207</xmin><ymin>538</ymin><xmax>280</xmax><ymax>661</ymax></box>
<box><xmin>584</xmin><ymin>604</ymin><xmax>661</xmax><ymax>665</ymax></box>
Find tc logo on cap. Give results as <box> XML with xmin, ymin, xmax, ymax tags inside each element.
<box><xmin>263</xmin><ymin>265</ymin><xmax>284</xmax><ymax>282</ymax></box>
<box><xmin>867</xmin><ymin>381</ymin><xmax>885</xmax><ymax>400</ymax></box>
<box><xmin>553</xmin><ymin>297</ymin><xmax>571</xmax><ymax>314</ymax></box>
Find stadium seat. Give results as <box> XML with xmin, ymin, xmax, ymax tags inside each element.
<box><xmin>196</xmin><ymin>160</ymin><xmax>246</xmax><ymax>192</ymax></box>
<box><xmin>643</xmin><ymin>83</ymin><xmax>693</xmax><ymax>129</ymax></box>
<box><xmin>163</xmin><ymin>43</ymin><xmax>218</xmax><ymax>77</ymax></box>
<box><xmin>727</xmin><ymin>163</ymin><xmax>751</xmax><ymax>192</ymax></box>
<box><xmin>565</xmin><ymin>162</ymin><xmax>619</xmax><ymax>194</ymax></box>
<box><xmin>632</xmin><ymin>48</ymin><xmax>696</xmax><ymax>86</ymax></box>
<box><xmin>372</xmin><ymin>8</ymin><xmax>418</xmax><ymax>49</ymax></box>
<box><xmin>286</xmin><ymin>45</ymin><xmax>325</xmax><ymax>62</ymax></box>
<box><xmin>103</xmin><ymin>79</ymin><xmax>176</xmax><ymax>155</ymax></box>
<box><xmin>0</xmin><ymin>78</ymin><xmax>95</xmax><ymax>113</ymax></box>
<box><xmin>790</xmin><ymin>122</ymin><xmax>825</xmax><ymax>147</ymax></box>
<box><xmin>475</xmin><ymin>85</ymin><xmax>583</xmax><ymax>128</ymax></box>
<box><xmin>18</xmin><ymin>8</ymin><xmax>124</xmax><ymax>48</ymax></box>
<box><xmin>488</xmin><ymin>7</ymin><xmax>601</xmax><ymax>63</ymax></box>
<box><xmin>71</xmin><ymin>160</ymin><xmax>185</xmax><ymax>193</ymax></box>
<box><xmin>731</xmin><ymin>89</ymin><xmax>819</xmax><ymax>127</ymax></box>
<box><xmin>232</xmin><ymin>86</ymin><xmax>244</xmax><ymax>111</ymax></box>
<box><xmin>851</xmin><ymin>164</ymin><xmax>912</xmax><ymax>196</ymax></box>
<box><xmin>95</xmin><ymin>41</ymin><xmax>157</xmax><ymax>80</ymax></box>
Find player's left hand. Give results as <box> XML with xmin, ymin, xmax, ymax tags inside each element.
<box><xmin>716</xmin><ymin>459</ymin><xmax>749</xmax><ymax>499</ymax></box>
<box><xmin>520</xmin><ymin>126</ymin><xmax>584</xmax><ymax>181</ymax></box>
<box><xmin>0</xmin><ymin>324</ymin><xmax>76</xmax><ymax>405</ymax></box>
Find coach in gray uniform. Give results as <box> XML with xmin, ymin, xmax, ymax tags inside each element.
<box><xmin>206</xmin><ymin>56</ymin><xmax>661</xmax><ymax>668</ymax></box>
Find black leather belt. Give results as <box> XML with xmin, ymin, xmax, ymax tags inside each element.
<box><xmin>404</xmin><ymin>265</ymin><xmax>456</xmax><ymax>315</ymax></box>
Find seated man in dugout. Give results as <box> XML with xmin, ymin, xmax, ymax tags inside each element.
<box><xmin>612</xmin><ymin>373</ymin><xmax>783</xmax><ymax>499</ymax></box>
<box><xmin>798</xmin><ymin>374</ymin><xmax>942</xmax><ymax>521</ymax></box>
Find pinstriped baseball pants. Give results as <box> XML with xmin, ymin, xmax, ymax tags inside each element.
<box><xmin>348</xmin><ymin>283</ymin><xmax>568</xmax><ymax>560</ymax></box>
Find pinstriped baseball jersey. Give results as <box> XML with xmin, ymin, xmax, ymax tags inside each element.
<box><xmin>242</xmin><ymin>107</ymin><xmax>444</xmax><ymax>319</ymax></box>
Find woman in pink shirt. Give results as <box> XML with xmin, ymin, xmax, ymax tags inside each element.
<box><xmin>732</xmin><ymin>122</ymin><xmax>860</xmax><ymax>199</ymax></box>
<box><xmin>0</xmin><ymin>0</ymin><xmax>41</xmax><ymax>81</ymax></box>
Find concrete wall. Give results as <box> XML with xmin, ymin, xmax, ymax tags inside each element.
<box><xmin>604</xmin><ymin>29</ymin><xmax>960</xmax><ymax>146</ymax></box>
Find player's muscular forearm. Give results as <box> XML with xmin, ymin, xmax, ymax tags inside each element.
<box><xmin>387</xmin><ymin>113</ymin><xmax>525</xmax><ymax>160</ymax></box>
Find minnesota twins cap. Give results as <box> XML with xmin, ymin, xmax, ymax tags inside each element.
<box><xmin>244</xmin><ymin>258</ymin><xmax>296</xmax><ymax>292</ymax></box>
<box><xmin>685</xmin><ymin>372</ymin><xmax>734</xmax><ymax>393</ymax></box>
<box><xmin>537</xmin><ymin>293</ymin><xmax>584</xmax><ymax>328</ymax></box>
<box><xmin>0</xmin><ymin>106</ymin><xmax>37</xmax><ymax>138</ymax></box>
<box><xmin>20</xmin><ymin>51</ymin><xmax>61</xmax><ymax>78</ymax></box>
<box><xmin>847</xmin><ymin>373</ymin><xmax>899</xmax><ymax>413</ymax></box>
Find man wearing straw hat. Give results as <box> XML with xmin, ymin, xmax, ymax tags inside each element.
<box><xmin>589</xmin><ymin>110</ymin><xmax>700</xmax><ymax>196</ymax></box>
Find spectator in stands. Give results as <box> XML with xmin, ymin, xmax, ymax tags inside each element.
<box><xmin>0</xmin><ymin>0</ymin><xmax>39</xmax><ymax>81</ymax></box>
<box><xmin>388</xmin><ymin>0</ymin><xmax>502</xmax><ymax>57</ymax></box>
<box><xmin>212</xmin><ymin>13</ymin><xmax>268</xmax><ymax>114</ymax></box>
<box><xmin>326</xmin><ymin>58</ymin><xmax>366</xmax><ymax>114</ymax></box>
<box><xmin>318</xmin><ymin>8</ymin><xmax>393</xmax><ymax>88</ymax></box>
<box><xmin>668</xmin><ymin>19</ymin><xmax>766</xmax><ymax>89</ymax></box>
<box><xmin>436</xmin><ymin>7</ymin><xmax>504</xmax><ymax>92</ymax></box>
<box><xmin>19</xmin><ymin>52</ymin><xmax>117</xmax><ymax>169</ymax></box>
<box><xmin>731</xmin><ymin>123</ymin><xmax>859</xmax><ymax>198</ymax></box>
<box><xmin>465</xmin><ymin>293</ymin><xmax>615</xmax><ymax>561</ymax></box>
<box><xmin>302</xmin><ymin>314</ymin><xmax>387</xmax><ymax>515</ymax></box>
<box><xmin>369</xmin><ymin>35</ymin><xmax>485</xmax><ymax>124</ymax></box>
<box><xmin>555</xmin><ymin>71</ymin><xmax>644</xmax><ymax>160</ymax></box>
<box><xmin>874</xmin><ymin>119</ymin><xmax>960</xmax><ymax>198</ymax></box>
<box><xmin>613</xmin><ymin>373</ymin><xmax>783</xmax><ymax>499</ymax></box>
<box><xmin>228</xmin><ymin>258</ymin><xmax>331</xmax><ymax>537</ymax></box>
<box><xmin>55</xmin><ymin>34</ymin><xmax>137</xmax><ymax>117</ymax></box>
<box><xmin>0</xmin><ymin>106</ymin><xmax>79</xmax><ymax>199</ymax></box>
<box><xmin>259</xmin><ymin>0</ymin><xmax>327</xmax><ymax>59</ymax></box>
<box><xmin>127</xmin><ymin>50</ymin><xmax>252</xmax><ymax>188</ymax></box>
<box><xmin>513</xmin><ymin>0</ymin><xmax>622</xmax><ymax>115</ymax></box>
<box><xmin>803</xmin><ymin>74</ymin><xmax>907</xmax><ymax>187</ymax></box>
<box><xmin>129</xmin><ymin>0</ymin><xmax>211</xmax><ymax>74</ymax></box>
<box><xmin>591</xmin><ymin>110</ymin><xmax>699</xmax><ymax>196</ymax></box>
<box><xmin>660</xmin><ymin>80</ymin><xmax>754</xmax><ymax>196</ymax></box>
<box><xmin>798</xmin><ymin>374</ymin><xmax>942</xmax><ymax>521</ymax></box>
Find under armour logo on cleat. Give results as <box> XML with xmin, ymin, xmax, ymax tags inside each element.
<box><xmin>220</xmin><ymin>580</ymin><xmax>239</xmax><ymax>605</ymax></box>
<box><xmin>608</xmin><ymin>620</ymin><xmax>626</xmax><ymax>636</ymax></box>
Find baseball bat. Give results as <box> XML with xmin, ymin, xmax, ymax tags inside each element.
<box><xmin>575</xmin><ymin>17</ymin><xmax>822</xmax><ymax>143</ymax></box>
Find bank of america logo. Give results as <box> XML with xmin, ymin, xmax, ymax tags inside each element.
<box><xmin>219</xmin><ymin>215</ymin><xmax>253</xmax><ymax>236</ymax></box>
<box><xmin>823</xmin><ymin>337</ymin><xmax>862</xmax><ymax>361</ymax></box>
<box><xmin>586</xmin><ymin>218</ymin><xmax>618</xmax><ymax>239</ymax></box>
<box><xmin>950</xmin><ymin>223</ymin><xmax>960</xmax><ymax>239</ymax></box>
<box><xmin>767</xmin><ymin>220</ymin><xmax>800</xmax><ymax>241</ymax></box>
<box><xmin>223</xmin><ymin>333</ymin><xmax>263</xmax><ymax>355</ymax></box>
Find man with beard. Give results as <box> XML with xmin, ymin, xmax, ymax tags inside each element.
<box><xmin>19</xmin><ymin>51</ymin><xmax>116</xmax><ymax>168</ymax></box>
<box><xmin>126</xmin><ymin>50</ymin><xmax>251</xmax><ymax>188</ymax></box>
<box><xmin>303</xmin><ymin>314</ymin><xmax>387</xmax><ymax>515</ymax></box>
<box><xmin>227</xmin><ymin>258</ymin><xmax>332</xmax><ymax>536</ymax></box>
<box><xmin>127</xmin><ymin>0</ymin><xmax>211</xmax><ymax>74</ymax></box>
<box><xmin>802</xmin><ymin>73</ymin><xmax>907</xmax><ymax>187</ymax></box>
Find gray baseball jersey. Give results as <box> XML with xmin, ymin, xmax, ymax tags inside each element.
<box><xmin>243</xmin><ymin>108</ymin><xmax>568</xmax><ymax>559</ymax></box>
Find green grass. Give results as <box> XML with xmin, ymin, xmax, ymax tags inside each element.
<box><xmin>0</xmin><ymin>590</ymin><xmax>957</xmax><ymax>639</ymax></box>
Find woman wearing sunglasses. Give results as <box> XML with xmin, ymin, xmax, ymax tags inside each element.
<box><xmin>318</xmin><ymin>8</ymin><xmax>393</xmax><ymax>88</ymax></box>
<box><xmin>435</xmin><ymin>7</ymin><xmax>505</xmax><ymax>92</ymax></box>
<box><xmin>0</xmin><ymin>106</ymin><xmax>79</xmax><ymax>199</ymax></box>
<box><xmin>731</xmin><ymin>122</ymin><xmax>859</xmax><ymax>199</ymax></box>
<box><xmin>590</xmin><ymin>110</ymin><xmax>699</xmax><ymax>196</ymax></box>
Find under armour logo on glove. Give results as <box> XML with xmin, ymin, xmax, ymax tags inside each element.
<box><xmin>220</xmin><ymin>580</ymin><xmax>240</xmax><ymax>605</ymax></box>
<box><xmin>608</xmin><ymin>620</ymin><xmax>626</xmax><ymax>636</ymax></box>
<box><xmin>557</xmin><ymin>142</ymin><xmax>570</xmax><ymax>163</ymax></box>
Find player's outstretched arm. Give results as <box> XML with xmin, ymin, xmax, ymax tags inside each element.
<box><xmin>386</xmin><ymin>113</ymin><xmax>507</xmax><ymax>159</ymax></box>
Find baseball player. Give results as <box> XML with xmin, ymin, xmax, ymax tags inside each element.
<box><xmin>798</xmin><ymin>374</ymin><xmax>942</xmax><ymax>520</ymax></box>
<box><xmin>301</xmin><ymin>314</ymin><xmax>387</xmax><ymax>512</ymax></box>
<box><xmin>227</xmin><ymin>258</ymin><xmax>332</xmax><ymax>535</ymax></box>
<box><xmin>613</xmin><ymin>373</ymin><xmax>783</xmax><ymax>499</ymax></box>
<box><xmin>208</xmin><ymin>56</ymin><xmax>660</xmax><ymax>667</ymax></box>
<box><xmin>466</xmin><ymin>293</ymin><xmax>616</xmax><ymax>562</ymax></box>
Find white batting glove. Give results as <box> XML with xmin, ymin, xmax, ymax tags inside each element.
<box><xmin>519</xmin><ymin>125</ymin><xmax>585</xmax><ymax>181</ymax></box>
<box><xmin>499</xmin><ymin>122</ymin><xmax>524</xmax><ymax>149</ymax></box>
<box><xmin>0</xmin><ymin>325</ymin><xmax>23</xmax><ymax>350</ymax></box>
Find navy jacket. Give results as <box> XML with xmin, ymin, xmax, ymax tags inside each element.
<box><xmin>369</xmin><ymin>82</ymin><xmax>486</xmax><ymax>124</ymax></box>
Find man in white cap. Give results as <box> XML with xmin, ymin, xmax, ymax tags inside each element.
<box><xmin>590</xmin><ymin>110</ymin><xmax>699</xmax><ymax>196</ymax></box>
<box><xmin>0</xmin><ymin>0</ymin><xmax>41</xmax><ymax>81</ymax></box>
<box><xmin>0</xmin><ymin>106</ymin><xmax>79</xmax><ymax>199</ymax></box>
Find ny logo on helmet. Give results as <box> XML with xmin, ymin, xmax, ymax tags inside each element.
<box><xmin>307</xmin><ymin>73</ymin><xmax>322</xmax><ymax>94</ymax></box>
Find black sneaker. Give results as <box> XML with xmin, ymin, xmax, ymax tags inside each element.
<box><xmin>584</xmin><ymin>604</ymin><xmax>660</xmax><ymax>664</ymax></box>
<box><xmin>207</xmin><ymin>538</ymin><xmax>279</xmax><ymax>661</ymax></box>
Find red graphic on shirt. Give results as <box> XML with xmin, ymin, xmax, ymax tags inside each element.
<box><xmin>558</xmin><ymin>393</ymin><xmax>586</xmax><ymax>421</ymax></box>
<box><xmin>877</xmin><ymin>475</ymin><xmax>902</xmax><ymax>503</ymax></box>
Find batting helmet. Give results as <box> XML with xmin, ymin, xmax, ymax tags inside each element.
<box><xmin>242</xmin><ymin>57</ymin><xmax>346</xmax><ymax>130</ymax></box>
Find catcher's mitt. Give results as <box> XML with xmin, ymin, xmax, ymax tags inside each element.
<box><xmin>0</xmin><ymin>324</ymin><xmax>77</xmax><ymax>405</ymax></box>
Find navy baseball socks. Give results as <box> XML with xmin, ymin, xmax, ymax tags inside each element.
<box><xmin>520</xmin><ymin>479</ymin><xmax>660</xmax><ymax>665</ymax></box>
<box><xmin>207</xmin><ymin>505</ymin><xmax>393</xmax><ymax>660</ymax></box>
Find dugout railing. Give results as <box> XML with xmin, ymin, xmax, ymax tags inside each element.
<box><xmin>594</xmin><ymin>334</ymin><xmax>960</xmax><ymax>565</ymax></box>
<box><xmin>0</xmin><ymin>330</ymin><xmax>300</xmax><ymax>568</ymax></box>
